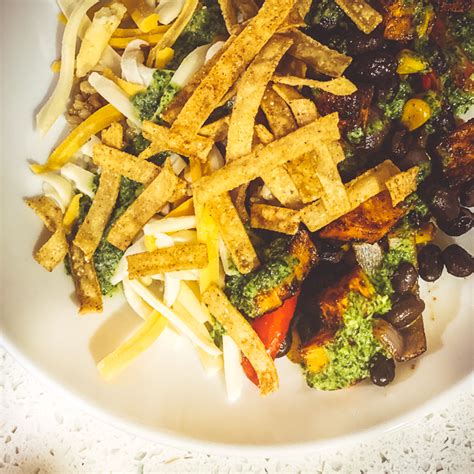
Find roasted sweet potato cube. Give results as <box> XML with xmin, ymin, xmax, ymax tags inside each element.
<box><xmin>380</xmin><ymin>0</ymin><xmax>415</xmax><ymax>40</ymax></box>
<box><xmin>434</xmin><ymin>0</ymin><xmax>472</xmax><ymax>12</ymax></box>
<box><xmin>437</xmin><ymin>119</ymin><xmax>474</xmax><ymax>186</ymax></box>
<box><xmin>299</xmin><ymin>328</ymin><xmax>334</xmax><ymax>373</ymax></box>
<box><xmin>319</xmin><ymin>191</ymin><xmax>407</xmax><ymax>243</ymax></box>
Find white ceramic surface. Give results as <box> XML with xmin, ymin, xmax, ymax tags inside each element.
<box><xmin>1</xmin><ymin>0</ymin><xmax>473</xmax><ymax>455</ymax></box>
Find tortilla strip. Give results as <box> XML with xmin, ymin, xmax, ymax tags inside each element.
<box><xmin>171</xmin><ymin>0</ymin><xmax>297</xmax><ymax>138</ymax></box>
<box><xmin>218</xmin><ymin>0</ymin><xmax>238</xmax><ymax>33</ymax></box>
<box><xmin>101</xmin><ymin>122</ymin><xmax>124</xmax><ymax>149</ymax></box>
<box><xmin>25</xmin><ymin>196</ymin><xmax>68</xmax><ymax>271</ymax></box>
<box><xmin>108</xmin><ymin>162</ymin><xmax>180</xmax><ymax>250</ymax></box>
<box><xmin>74</xmin><ymin>169</ymin><xmax>121</xmax><ymax>261</ymax></box>
<box><xmin>202</xmin><ymin>284</ymin><xmax>279</xmax><ymax>396</ymax></box>
<box><xmin>262</xmin><ymin>168</ymin><xmax>302</xmax><ymax>208</ymax></box>
<box><xmin>273</xmin><ymin>75</ymin><xmax>357</xmax><ymax>96</ymax></box>
<box><xmin>294</xmin><ymin>0</ymin><xmax>312</xmax><ymax>19</ymax></box>
<box><xmin>93</xmin><ymin>144</ymin><xmax>159</xmax><ymax>185</ymax></box>
<box><xmin>194</xmin><ymin>113</ymin><xmax>340</xmax><ymax>203</ymax></box>
<box><xmin>147</xmin><ymin>0</ymin><xmax>199</xmax><ymax>67</ymax></box>
<box><xmin>226</xmin><ymin>36</ymin><xmax>293</xmax><ymax>162</ymax></box>
<box><xmin>386</xmin><ymin>166</ymin><xmax>419</xmax><ymax>206</ymax></box>
<box><xmin>69</xmin><ymin>243</ymin><xmax>103</xmax><ymax>314</ymax></box>
<box><xmin>127</xmin><ymin>243</ymin><xmax>208</xmax><ymax>278</ymax></box>
<box><xmin>140</xmin><ymin>121</ymin><xmax>214</xmax><ymax>162</ymax></box>
<box><xmin>199</xmin><ymin>116</ymin><xmax>230</xmax><ymax>142</ymax></box>
<box><xmin>286</xmin><ymin>30</ymin><xmax>352</xmax><ymax>78</ymax></box>
<box><xmin>254</xmin><ymin>123</ymin><xmax>274</xmax><ymax>145</ymax></box>
<box><xmin>272</xmin><ymin>83</ymin><xmax>318</xmax><ymax>126</ymax></box>
<box><xmin>250</xmin><ymin>203</ymin><xmax>300</xmax><ymax>235</ymax></box>
<box><xmin>334</xmin><ymin>0</ymin><xmax>383</xmax><ymax>34</ymax></box>
<box><xmin>237</xmin><ymin>0</ymin><xmax>259</xmax><ymax>20</ymax></box>
<box><xmin>278</xmin><ymin>55</ymin><xmax>307</xmax><ymax>77</ymax></box>
<box><xmin>285</xmin><ymin>154</ymin><xmax>323</xmax><ymax>204</ymax></box>
<box><xmin>327</xmin><ymin>140</ymin><xmax>346</xmax><ymax>164</ymax></box>
<box><xmin>300</xmin><ymin>160</ymin><xmax>400</xmax><ymax>231</ymax></box>
<box><xmin>208</xmin><ymin>193</ymin><xmax>260</xmax><ymax>273</ymax></box>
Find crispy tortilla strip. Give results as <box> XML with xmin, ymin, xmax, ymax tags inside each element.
<box><xmin>218</xmin><ymin>0</ymin><xmax>238</xmax><ymax>32</ymax></box>
<box><xmin>194</xmin><ymin>113</ymin><xmax>340</xmax><ymax>202</ymax></box>
<box><xmin>386</xmin><ymin>166</ymin><xmax>419</xmax><ymax>206</ymax></box>
<box><xmin>101</xmin><ymin>122</ymin><xmax>123</xmax><ymax>149</ymax></box>
<box><xmin>273</xmin><ymin>75</ymin><xmax>357</xmax><ymax>96</ymax></box>
<box><xmin>140</xmin><ymin>121</ymin><xmax>213</xmax><ymax>162</ymax></box>
<box><xmin>327</xmin><ymin>140</ymin><xmax>346</xmax><ymax>164</ymax></box>
<box><xmin>74</xmin><ymin>169</ymin><xmax>121</xmax><ymax>261</ymax></box>
<box><xmin>199</xmin><ymin>116</ymin><xmax>230</xmax><ymax>142</ymax></box>
<box><xmin>147</xmin><ymin>0</ymin><xmax>199</xmax><ymax>67</ymax></box>
<box><xmin>93</xmin><ymin>144</ymin><xmax>159</xmax><ymax>185</ymax></box>
<box><xmin>300</xmin><ymin>160</ymin><xmax>400</xmax><ymax>231</ymax></box>
<box><xmin>108</xmin><ymin>162</ymin><xmax>180</xmax><ymax>250</ymax></box>
<box><xmin>208</xmin><ymin>193</ymin><xmax>259</xmax><ymax>273</ymax></box>
<box><xmin>202</xmin><ymin>284</ymin><xmax>279</xmax><ymax>396</ymax></box>
<box><xmin>25</xmin><ymin>196</ymin><xmax>68</xmax><ymax>272</ymax></box>
<box><xmin>237</xmin><ymin>0</ymin><xmax>259</xmax><ymax>20</ymax></box>
<box><xmin>334</xmin><ymin>0</ymin><xmax>383</xmax><ymax>34</ymax></box>
<box><xmin>226</xmin><ymin>36</ymin><xmax>293</xmax><ymax>162</ymax></box>
<box><xmin>278</xmin><ymin>55</ymin><xmax>307</xmax><ymax>77</ymax></box>
<box><xmin>127</xmin><ymin>243</ymin><xmax>208</xmax><ymax>278</ymax></box>
<box><xmin>286</xmin><ymin>30</ymin><xmax>352</xmax><ymax>77</ymax></box>
<box><xmin>285</xmin><ymin>154</ymin><xmax>323</xmax><ymax>203</ymax></box>
<box><xmin>272</xmin><ymin>83</ymin><xmax>318</xmax><ymax>126</ymax></box>
<box><xmin>250</xmin><ymin>203</ymin><xmax>300</xmax><ymax>235</ymax></box>
<box><xmin>294</xmin><ymin>0</ymin><xmax>312</xmax><ymax>19</ymax></box>
<box><xmin>254</xmin><ymin>124</ymin><xmax>274</xmax><ymax>145</ymax></box>
<box><xmin>69</xmin><ymin>243</ymin><xmax>103</xmax><ymax>314</ymax></box>
<box><xmin>262</xmin><ymin>168</ymin><xmax>302</xmax><ymax>208</ymax></box>
<box><xmin>171</xmin><ymin>0</ymin><xmax>297</xmax><ymax>137</ymax></box>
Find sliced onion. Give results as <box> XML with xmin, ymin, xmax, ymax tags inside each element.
<box><xmin>41</xmin><ymin>173</ymin><xmax>74</xmax><ymax>212</ymax></box>
<box><xmin>144</xmin><ymin>215</ymin><xmax>196</xmax><ymax>235</ymax></box>
<box><xmin>80</xmin><ymin>135</ymin><xmax>101</xmax><ymax>158</ymax></box>
<box><xmin>156</xmin><ymin>0</ymin><xmax>185</xmax><ymax>25</ymax></box>
<box><xmin>171</xmin><ymin>44</ymin><xmax>211</xmax><ymax>88</ymax></box>
<box><xmin>61</xmin><ymin>163</ymin><xmax>96</xmax><ymax>198</ymax></box>
<box><xmin>205</xmin><ymin>41</ymin><xmax>225</xmax><ymax>63</ymax></box>
<box><xmin>121</xmin><ymin>39</ymin><xmax>157</xmax><ymax>87</ymax></box>
<box><xmin>164</xmin><ymin>274</ymin><xmax>180</xmax><ymax>307</ymax></box>
<box><xmin>223</xmin><ymin>335</ymin><xmax>244</xmax><ymax>402</ymax></box>
<box><xmin>353</xmin><ymin>242</ymin><xmax>383</xmax><ymax>276</ymax></box>
<box><xmin>111</xmin><ymin>237</ymin><xmax>147</xmax><ymax>285</ymax></box>
<box><xmin>122</xmin><ymin>278</ymin><xmax>154</xmax><ymax>319</ymax></box>
<box><xmin>168</xmin><ymin>153</ymin><xmax>187</xmax><ymax>175</ymax></box>
<box><xmin>208</xmin><ymin>146</ymin><xmax>225</xmax><ymax>172</ymax></box>
<box><xmin>372</xmin><ymin>318</ymin><xmax>405</xmax><ymax>361</ymax></box>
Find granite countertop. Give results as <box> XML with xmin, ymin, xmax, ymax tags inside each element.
<box><xmin>1</xmin><ymin>347</ymin><xmax>472</xmax><ymax>473</ymax></box>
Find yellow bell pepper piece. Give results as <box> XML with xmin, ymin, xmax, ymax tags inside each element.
<box><xmin>51</xmin><ymin>60</ymin><xmax>61</xmax><ymax>73</ymax></box>
<box><xmin>144</xmin><ymin>235</ymin><xmax>158</xmax><ymax>252</ymax></box>
<box><xmin>168</xmin><ymin>198</ymin><xmax>194</xmax><ymax>218</ymax></box>
<box><xmin>109</xmin><ymin>33</ymin><xmax>164</xmax><ymax>49</ymax></box>
<box><xmin>97</xmin><ymin>310</ymin><xmax>167</xmax><ymax>381</ymax></box>
<box><xmin>57</xmin><ymin>12</ymin><xmax>67</xmax><ymax>24</ymax></box>
<box><xmin>397</xmin><ymin>49</ymin><xmax>429</xmax><ymax>74</ymax></box>
<box><xmin>31</xmin><ymin>104</ymin><xmax>123</xmax><ymax>174</ymax></box>
<box><xmin>415</xmin><ymin>222</ymin><xmax>436</xmax><ymax>244</ymax></box>
<box><xmin>112</xmin><ymin>25</ymin><xmax>169</xmax><ymax>37</ymax></box>
<box><xmin>155</xmin><ymin>47</ymin><xmax>175</xmax><ymax>69</ymax></box>
<box><xmin>401</xmin><ymin>98</ymin><xmax>431</xmax><ymax>131</ymax></box>
<box><xmin>120</xmin><ymin>0</ymin><xmax>160</xmax><ymax>33</ymax></box>
<box><xmin>102</xmin><ymin>68</ymin><xmax>146</xmax><ymax>96</ymax></box>
<box><xmin>63</xmin><ymin>193</ymin><xmax>83</xmax><ymax>234</ymax></box>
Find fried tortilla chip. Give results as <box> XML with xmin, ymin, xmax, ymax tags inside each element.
<box><xmin>278</xmin><ymin>55</ymin><xmax>307</xmax><ymax>77</ymax></box>
<box><xmin>199</xmin><ymin>116</ymin><xmax>230</xmax><ymax>142</ymax></box>
<box><xmin>273</xmin><ymin>75</ymin><xmax>357</xmax><ymax>96</ymax></box>
<box><xmin>334</xmin><ymin>0</ymin><xmax>383</xmax><ymax>34</ymax></box>
<box><xmin>237</xmin><ymin>0</ymin><xmax>259</xmax><ymax>20</ymax></box>
<box><xmin>25</xmin><ymin>196</ymin><xmax>68</xmax><ymax>272</ymax></box>
<box><xmin>202</xmin><ymin>284</ymin><xmax>279</xmax><ymax>396</ymax></box>
<box><xmin>262</xmin><ymin>167</ymin><xmax>302</xmax><ymax>208</ymax></box>
<box><xmin>93</xmin><ymin>144</ymin><xmax>160</xmax><ymax>185</ymax></box>
<box><xmin>140</xmin><ymin>121</ymin><xmax>214</xmax><ymax>162</ymax></box>
<box><xmin>69</xmin><ymin>243</ymin><xmax>103</xmax><ymax>314</ymax></box>
<box><xmin>108</xmin><ymin>162</ymin><xmax>180</xmax><ymax>250</ymax></box>
<box><xmin>101</xmin><ymin>122</ymin><xmax>123</xmax><ymax>149</ymax></box>
<box><xmin>218</xmin><ymin>0</ymin><xmax>238</xmax><ymax>32</ymax></box>
<box><xmin>250</xmin><ymin>203</ymin><xmax>300</xmax><ymax>235</ymax></box>
<box><xmin>194</xmin><ymin>113</ymin><xmax>340</xmax><ymax>203</ymax></box>
<box><xmin>286</xmin><ymin>30</ymin><xmax>352</xmax><ymax>78</ymax></box>
<box><xmin>272</xmin><ymin>83</ymin><xmax>318</xmax><ymax>126</ymax></box>
<box><xmin>285</xmin><ymin>154</ymin><xmax>323</xmax><ymax>203</ymax></box>
<box><xmin>254</xmin><ymin>123</ymin><xmax>274</xmax><ymax>145</ymax></box>
<box><xmin>171</xmin><ymin>0</ymin><xmax>297</xmax><ymax>137</ymax></box>
<box><xmin>74</xmin><ymin>169</ymin><xmax>121</xmax><ymax>261</ymax></box>
<box><xmin>327</xmin><ymin>140</ymin><xmax>346</xmax><ymax>164</ymax></box>
<box><xmin>208</xmin><ymin>193</ymin><xmax>260</xmax><ymax>273</ymax></box>
<box><xmin>127</xmin><ymin>243</ymin><xmax>208</xmax><ymax>278</ymax></box>
<box><xmin>385</xmin><ymin>166</ymin><xmax>419</xmax><ymax>206</ymax></box>
<box><xmin>226</xmin><ymin>36</ymin><xmax>293</xmax><ymax>161</ymax></box>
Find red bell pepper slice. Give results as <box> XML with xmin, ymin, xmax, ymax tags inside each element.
<box><xmin>241</xmin><ymin>293</ymin><xmax>299</xmax><ymax>386</ymax></box>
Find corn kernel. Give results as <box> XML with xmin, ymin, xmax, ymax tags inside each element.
<box><xmin>401</xmin><ymin>98</ymin><xmax>431</xmax><ymax>131</ymax></box>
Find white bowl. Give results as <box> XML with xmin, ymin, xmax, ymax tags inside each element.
<box><xmin>1</xmin><ymin>0</ymin><xmax>473</xmax><ymax>456</ymax></box>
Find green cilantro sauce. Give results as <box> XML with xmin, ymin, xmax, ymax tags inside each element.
<box><xmin>377</xmin><ymin>81</ymin><xmax>413</xmax><ymax>120</ymax></box>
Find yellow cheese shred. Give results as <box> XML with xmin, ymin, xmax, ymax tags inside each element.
<box><xmin>63</xmin><ymin>193</ymin><xmax>83</xmax><ymax>234</ymax></box>
<box><xmin>103</xmin><ymin>68</ymin><xmax>147</xmax><ymax>95</ymax></box>
<box><xmin>121</xmin><ymin>0</ymin><xmax>160</xmax><ymax>33</ymax></box>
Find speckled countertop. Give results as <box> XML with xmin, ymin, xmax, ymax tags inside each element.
<box><xmin>1</xmin><ymin>347</ymin><xmax>472</xmax><ymax>473</ymax></box>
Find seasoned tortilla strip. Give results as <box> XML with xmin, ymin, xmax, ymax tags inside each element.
<box><xmin>273</xmin><ymin>75</ymin><xmax>357</xmax><ymax>96</ymax></box>
<box><xmin>272</xmin><ymin>83</ymin><xmax>319</xmax><ymax>126</ymax></box>
<box><xmin>194</xmin><ymin>113</ymin><xmax>340</xmax><ymax>202</ymax></box>
<box><xmin>218</xmin><ymin>0</ymin><xmax>238</xmax><ymax>32</ymax></box>
<box><xmin>294</xmin><ymin>0</ymin><xmax>312</xmax><ymax>19</ymax></box>
<box><xmin>286</xmin><ymin>30</ymin><xmax>352</xmax><ymax>78</ymax></box>
<box><xmin>171</xmin><ymin>0</ymin><xmax>297</xmax><ymax>137</ymax></box>
<box><xmin>208</xmin><ymin>193</ymin><xmax>260</xmax><ymax>274</ymax></box>
<box><xmin>25</xmin><ymin>196</ymin><xmax>68</xmax><ymax>272</ymax></box>
<box><xmin>108</xmin><ymin>162</ymin><xmax>179</xmax><ymax>250</ymax></box>
<box><xmin>250</xmin><ymin>203</ymin><xmax>300</xmax><ymax>235</ymax></box>
<box><xmin>327</xmin><ymin>140</ymin><xmax>346</xmax><ymax>164</ymax></box>
<box><xmin>237</xmin><ymin>0</ymin><xmax>259</xmax><ymax>20</ymax></box>
<box><xmin>93</xmin><ymin>144</ymin><xmax>159</xmax><ymax>185</ymax></box>
<box><xmin>127</xmin><ymin>243</ymin><xmax>208</xmax><ymax>278</ymax></box>
<box><xmin>285</xmin><ymin>154</ymin><xmax>323</xmax><ymax>203</ymax></box>
<box><xmin>140</xmin><ymin>121</ymin><xmax>213</xmax><ymax>162</ymax></box>
<box><xmin>226</xmin><ymin>36</ymin><xmax>293</xmax><ymax>161</ymax></box>
<box><xmin>300</xmin><ymin>160</ymin><xmax>400</xmax><ymax>231</ymax></box>
<box><xmin>101</xmin><ymin>122</ymin><xmax>123</xmax><ymax>149</ymax></box>
<box><xmin>74</xmin><ymin>169</ymin><xmax>121</xmax><ymax>261</ymax></box>
<box><xmin>69</xmin><ymin>243</ymin><xmax>103</xmax><ymax>314</ymax></box>
<box><xmin>199</xmin><ymin>116</ymin><xmax>230</xmax><ymax>143</ymax></box>
<box><xmin>262</xmin><ymin>168</ymin><xmax>302</xmax><ymax>208</ymax></box>
<box><xmin>254</xmin><ymin>123</ymin><xmax>274</xmax><ymax>145</ymax></box>
<box><xmin>334</xmin><ymin>0</ymin><xmax>383</xmax><ymax>34</ymax></box>
<box><xmin>386</xmin><ymin>166</ymin><xmax>419</xmax><ymax>206</ymax></box>
<box><xmin>278</xmin><ymin>55</ymin><xmax>307</xmax><ymax>77</ymax></box>
<box><xmin>202</xmin><ymin>284</ymin><xmax>279</xmax><ymax>396</ymax></box>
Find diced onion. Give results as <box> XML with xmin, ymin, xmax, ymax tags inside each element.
<box><xmin>171</xmin><ymin>44</ymin><xmax>211</xmax><ymax>88</ymax></box>
<box><xmin>223</xmin><ymin>335</ymin><xmax>244</xmax><ymax>402</ymax></box>
<box><xmin>61</xmin><ymin>163</ymin><xmax>96</xmax><ymax>198</ymax></box>
<box><xmin>41</xmin><ymin>173</ymin><xmax>74</xmax><ymax>212</ymax></box>
<box><xmin>121</xmin><ymin>39</ymin><xmax>157</xmax><ymax>87</ymax></box>
<box><xmin>156</xmin><ymin>0</ymin><xmax>185</xmax><ymax>24</ymax></box>
<box><xmin>144</xmin><ymin>215</ymin><xmax>196</xmax><ymax>235</ymax></box>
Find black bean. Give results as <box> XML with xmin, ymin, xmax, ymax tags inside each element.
<box><xmin>418</xmin><ymin>244</ymin><xmax>444</xmax><ymax>282</ymax></box>
<box><xmin>391</xmin><ymin>129</ymin><xmax>412</xmax><ymax>161</ymax></box>
<box><xmin>399</xmin><ymin>148</ymin><xmax>431</xmax><ymax>171</ymax></box>
<box><xmin>369</xmin><ymin>353</ymin><xmax>396</xmax><ymax>387</ymax></box>
<box><xmin>318</xmin><ymin>241</ymin><xmax>344</xmax><ymax>264</ymax></box>
<box><xmin>346</xmin><ymin>27</ymin><xmax>385</xmax><ymax>55</ymax></box>
<box><xmin>391</xmin><ymin>262</ymin><xmax>418</xmax><ymax>295</ymax></box>
<box><xmin>384</xmin><ymin>294</ymin><xmax>425</xmax><ymax>329</ymax></box>
<box><xmin>350</xmin><ymin>52</ymin><xmax>397</xmax><ymax>82</ymax></box>
<box><xmin>442</xmin><ymin>244</ymin><xmax>474</xmax><ymax>278</ymax></box>
<box><xmin>429</xmin><ymin>187</ymin><xmax>460</xmax><ymax>222</ymax></box>
<box><xmin>275</xmin><ymin>330</ymin><xmax>292</xmax><ymax>358</ymax></box>
<box><xmin>460</xmin><ymin>180</ymin><xmax>474</xmax><ymax>207</ymax></box>
<box><xmin>437</xmin><ymin>207</ymin><xmax>473</xmax><ymax>236</ymax></box>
